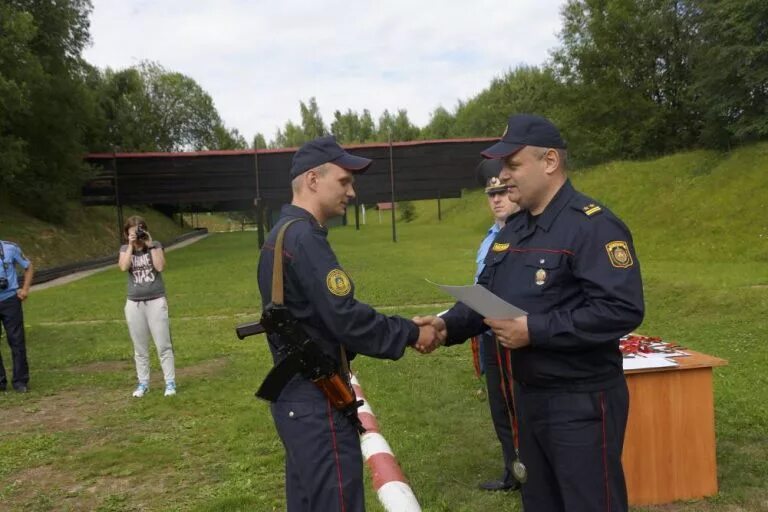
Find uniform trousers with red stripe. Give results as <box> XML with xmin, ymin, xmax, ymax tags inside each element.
<box><xmin>271</xmin><ymin>396</ymin><xmax>364</xmax><ymax>512</ymax></box>
<box><xmin>480</xmin><ymin>332</ymin><xmax>516</xmax><ymax>475</ymax></box>
<box><xmin>514</xmin><ymin>380</ymin><xmax>629</xmax><ymax>512</ymax></box>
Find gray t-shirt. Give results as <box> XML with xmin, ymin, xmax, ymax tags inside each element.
<box><xmin>120</xmin><ymin>243</ymin><xmax>166</xmax><ymax>301</ymax></box>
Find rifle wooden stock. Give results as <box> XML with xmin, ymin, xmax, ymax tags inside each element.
<box><xmin>313</xmin><ymin>373</ymin><xmax>357</xmax><ymax>410</ymax></box>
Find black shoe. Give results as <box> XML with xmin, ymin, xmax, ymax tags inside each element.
<box><xmin>13</xmin><ymin>385</ymin><xmax>28</xmax><ymax>393</ymax></box>
<box><xmin>478</xmin><ymin>472</ymin><xmax>520</xmax><ymax>491</ymax></box>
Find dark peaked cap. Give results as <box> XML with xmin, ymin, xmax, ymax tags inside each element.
<box><xmin>481</xmin><ymin>114</ymin><xmax>566</xmax><ymax>159</ymax></box>
<box><xmin>289</xmin><ymin>135</ymin><xmax>373</xmax><ymax>179</ymax></box>
<box><xmin>475</xmin><ymin>158</ymin><xmax>504</xmax><ymax>187</ymax></box>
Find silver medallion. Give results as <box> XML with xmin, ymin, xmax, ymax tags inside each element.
<box><xmin>512</xmin><ymin>458</ymin><xmax>528</xmax><ymax>483</ymax></box>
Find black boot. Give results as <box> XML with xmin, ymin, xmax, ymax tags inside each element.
<box><xmin>478</xmin><ymin>469</ymin><xmax>520</xmax><ymax>491</ymax></box>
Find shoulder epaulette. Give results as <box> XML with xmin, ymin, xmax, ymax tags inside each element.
<box><xmin>580</xmin><ymin>203</ymin><xmax>603</xmax><ymax>217</ymax></box>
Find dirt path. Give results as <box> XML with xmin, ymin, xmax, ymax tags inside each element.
<box><xmin>30</xmin><ymin>233</ymin><xmax>209</xmax><ymax>292</ymax></box>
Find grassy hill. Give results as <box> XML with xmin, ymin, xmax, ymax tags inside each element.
<box><xmin>0</xmin><ymin>143</ymin><xmax>766</xmax><ymax>511</ymax></box>
<box><xmin>0</xmin><ymin>202</ymin><xmax>191</xmax><ymax>269</ymax></box>
<box><xmin>407</xmin><ymin>142</ymin><xmax>768</xmax><ymax>265</ymax></box>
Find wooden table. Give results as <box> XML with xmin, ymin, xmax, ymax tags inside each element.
<box><xmin>623</xmin><ymin>350</ymin><xmax>728</xmax><ymax>506</ymax></box>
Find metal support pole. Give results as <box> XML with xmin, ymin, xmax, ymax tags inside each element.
<box><xmin>354</xmin><ymin>197</ymin><xmax>360</xmax><ymax>230</ymax></box>
<box><xmin>257</xmin><ymin>203</ymin><xmax>265</xmax><ymax>248</ymax></box>
<box><xmin>437</xmin><ymin>191</ymin><xmax>442</xmax><ymax>222</ymax></box>
<box><xmin>389</xmin><ymin>133</ymin><xmax>397</xmax><ymax>243</ymax></box>
<box><xmin>112</xmin><ymin>150</ymin><xmax>124</xmax><ymax>244</ymax></box>
<box><xmin>253</xmin><ymin>146</ymin><xmax>264</xmax><ymax>247</ymax></box>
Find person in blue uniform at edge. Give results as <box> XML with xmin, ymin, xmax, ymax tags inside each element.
<box><xmin>473</xmin><ymin>159</ymin><xmax>523</xmax><ymax>492</ymax></box>
<box><xmin>0</xmin><ymin>239</ymin><xmax>34</xmax><ymax>393</ymax></box>
<box><xmin>257</xmin><ymin>135</ymin><xmax>440</xmax><ymax>512</ymax></box>
<box><xmin>414</xmin><ymin>114</ymin><xmax>644</xmax><ymax>512</ymax></box>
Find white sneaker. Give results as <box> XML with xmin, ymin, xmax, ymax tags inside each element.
<box><xmin>164</xmin><ymin>381</ymin><xmax>176</xmax><ymax>397</ymax></box>
<box><xmin>132</xmin><ymin>383</ymin><xmax>149</xmax><ymax>398</ymax></box>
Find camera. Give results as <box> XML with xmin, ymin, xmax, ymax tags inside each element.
<box><xmin>135</xmin><ymin>226</ymin><xmax>148</xmax><ymax>240</ymax></box>
<box><xmin>0</xmin><ymin>277</ymin><xmax>7</xmax><ymax>290</ymax></box>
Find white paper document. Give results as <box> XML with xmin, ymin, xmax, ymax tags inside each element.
<box><xmin>622</xmin><ymin>356</ymin><xmax>678</xmax><ymax>371</ymax></box>
<box><xmin>429</xmin><ymin>281</ymin><xmax>528</xmax><ymax>319</ymax></box>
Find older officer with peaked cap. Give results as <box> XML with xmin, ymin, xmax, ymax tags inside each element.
<box><xmin>415</xmin><ymin>114</ymin><xmax>644</xmax><ymax>511</ymax></box>
<box><xmin>257</xmin><ymin>135</ymin><xmax>438</xmax><ymax>512</ymax></box>
<box><xmin>472</xmin><ymin>159</ymin><xmax>522</xmax><ymax>492</ymax></box>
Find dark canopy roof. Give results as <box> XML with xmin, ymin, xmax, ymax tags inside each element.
<box><xmin>83</xmin><ymin>138</ymin><xmax>497</xmax><ymax>210</ymax></box>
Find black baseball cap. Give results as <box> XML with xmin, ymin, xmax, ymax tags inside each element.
<box><xmin>289</xmin><ymin>136</ymin><xmax>373</xmax><ymax>179</ymax></box>
<box><xmin>481</xmin><ymin>114</ymin><xmax>566</xmax><ymax>159</ymax></box>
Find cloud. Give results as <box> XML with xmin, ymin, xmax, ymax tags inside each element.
<box><xmin>84</xmin><ymin>0</ymin><xmax>564</xmax><ymax>142</ymax></box>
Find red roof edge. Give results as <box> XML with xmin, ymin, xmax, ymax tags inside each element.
<box><xmin>85</xmin><ymin>137</ymin><xmax>499</xmax><ymax>160</ymax></box>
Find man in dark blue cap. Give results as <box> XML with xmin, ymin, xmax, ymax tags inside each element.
<box><xmin>257</xmin><ymin>135</ymin><xmax>439</xmax><ymax>512</ymax></box>
<box><xmin>416</xmin><ymin>114</ymin><xmax>644</xmax><ymax>511</ymax></box>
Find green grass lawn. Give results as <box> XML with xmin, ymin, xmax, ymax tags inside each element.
<box><xmin>1</xmin><ymin>143</ymin><xmax>767</xmax><ymax>511</ymax></box>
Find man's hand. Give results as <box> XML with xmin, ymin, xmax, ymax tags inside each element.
<box><xmin>411</xmin><ymin>315</ymin><xmax>447</xmax><ymax>354</ymax></box>
<box><xmin>484</xmin><ymin>317</ymin><xmax>530</xmax><ymax>349</ymax></box>
<box><xmin>16</xmin><ymin>289</ymin><xmax>28</xmax><ymax>301</ymax></box>
<box><xmin>412</xmin><ymin>324</ymin><xmax>441</xmax><ymax>354</ymax></box>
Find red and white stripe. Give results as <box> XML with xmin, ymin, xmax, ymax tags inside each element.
<box><xmin>351</xmin><ymin>374</ymin><xmax>421</xmax><ymax>512</ymax></box>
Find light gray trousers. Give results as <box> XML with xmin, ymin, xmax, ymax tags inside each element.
<box><xmin>124</xmin><ymin>297</ymin><xmax>175</xmax><ymax>385</ymax></box>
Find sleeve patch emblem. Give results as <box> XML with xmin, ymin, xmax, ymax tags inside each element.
<box><xmin>326</xmin><ymin>269</ymin><xmax>352</xmax><ymax>296</ymax></box>
<box><xmin>492</xmin><ymin>242</ymin><xmax>510</xmax><ymax>252</ymax></box>
<box><xmin>605</xmin><ymin>241</ymin><xmax>633</xmax><ymax>268</ymax></box>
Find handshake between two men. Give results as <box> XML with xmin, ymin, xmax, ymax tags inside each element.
<box><xmin>410</xmin><ymin>314</ymin><xmax>532</xmax><ymax>354</ymax></box>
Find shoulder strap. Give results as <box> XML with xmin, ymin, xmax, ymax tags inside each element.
<box><xmin>271</xmin><ymin>218</ymin><xmax>304</xmax><ymax>306</ymax></box>
<box><xmin>272</xmin><ymin>218</ymin><xmax>352</xmax><ymax>373</ymax></box>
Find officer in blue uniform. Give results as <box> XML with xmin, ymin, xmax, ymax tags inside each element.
<box><xmin>0</xmin><ymin>239</ymin><xmax>34</xmax><ymax>393</ymax></box>
<box><xmin>473</xmin><ymin>159</ymin><xmax>522</xmax><ymax>492</ymax></box>
<box><xmin>257</xmin><ymin>136</ymin><xmax>437</xmax><ymax>512</ymax></box>
<box><xmin>416</xmin><ymin>114</ymin><xmax>644</xmax><ymax>511</ymax></box>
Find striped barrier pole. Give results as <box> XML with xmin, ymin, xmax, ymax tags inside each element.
<box><xmin>351</xmin><ymin>374</ymin><xmax>422</xmax><ymax>512</ymax></box>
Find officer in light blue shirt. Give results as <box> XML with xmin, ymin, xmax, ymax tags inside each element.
<box><xmin>0</xmin><ymin>240</ymin><xmax>34</xmax><ymax>392</ymax></box>
<box><xmin>473</xmin><ymin>159</ymin><xmax>522</xmax><ymax>491</ymax></box>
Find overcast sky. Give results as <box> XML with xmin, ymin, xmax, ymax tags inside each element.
<box><xmin>84</xmin><ymin>0</ymin><xmax>565</xmax><ymax>144</ymax></box>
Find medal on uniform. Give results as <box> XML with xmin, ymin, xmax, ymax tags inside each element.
<box><xmin>496</xmin><ymin>341</ymin><xmax>529</xmax><ymax>485</ymax></box>
<box><xmin>512</xmin><ymin>456</ymin><xmax>528</xmax><ymax>483</ymax></box>
<box><xmin>535</xmin><ymin>268</ymin><xmax>547</xmax><ymax>286</ymax></box>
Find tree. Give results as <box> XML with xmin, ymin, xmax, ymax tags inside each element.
<box><xmin>377</xmin><ymin>109</ymin><xmax>420</xmax><ymax>141</ymax></box>
<box><xmin>420</xmin><ymin>106</ymin><xmax>455</xmax><ymax>140</ymax></box>
<box><xmin>214</xmin><ymin>125</ymin><xmax>248</xmax><ymax>150</ymax></box>
<box><xmin>92</xmin><ymin>61</ymin><xmax>243</xmax><ymax>152</ymax></box>
<box><xmin>272</xmin><ymin>98</ymin><xmax>328</xmax><ymax>148</ymax></box>
<box><xmin>450</xmin><ymin>66</ymin><xmax>562</xmax><ymax>139</ymax></box>
<box><xmin>252</xmin><ymin>133</ymin><xmax>267</xmax><ymax>150</ymax></box>
<box><xmin>299</xmin><ymin>97</ymin><xmax>326</xmax><ymax>140</ymax></box>
<box><xmin>331</xmin><ymin>109</ymin><xmax>363</xmax><ymax>143</ymax></box>
<box><xmin>692</xmin><ymin>0</ymin><xmax>768</xmax><ymax>147</ymax></box>
<box><xmin>551</xmin><ymin>0</ymin><xmax>701</xmax><ymax>163</ymax></box>
<box><xmin>0</xmin><ymin>4</ymin><xmax>37</xmax><ymax>190</ymax></box>
<box><xmin>1</xmin><ymin>0</ymin><xmax>97</xmax><ymax>221</ymax></box>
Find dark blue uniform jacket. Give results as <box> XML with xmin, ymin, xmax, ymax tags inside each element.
<box><xmin>257</xmin><ymin>205</ymin><xmax>418</xmax><ymax>400</ymax></box>
<box><xmin>443</xmin><ymin>180</ymin><xmax>644</xmax><ymax>391</ymax></box>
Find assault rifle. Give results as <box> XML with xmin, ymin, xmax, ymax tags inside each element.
<box><xmin>235</xmin><ymin>304</ymin><xmax>364</xmax><ymax>433</ymax></box>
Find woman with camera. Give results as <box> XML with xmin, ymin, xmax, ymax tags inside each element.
<box><xmin>118</xmin><ymin>216</ymin><xmax>176</xmax><ymax>397</ymax></box>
